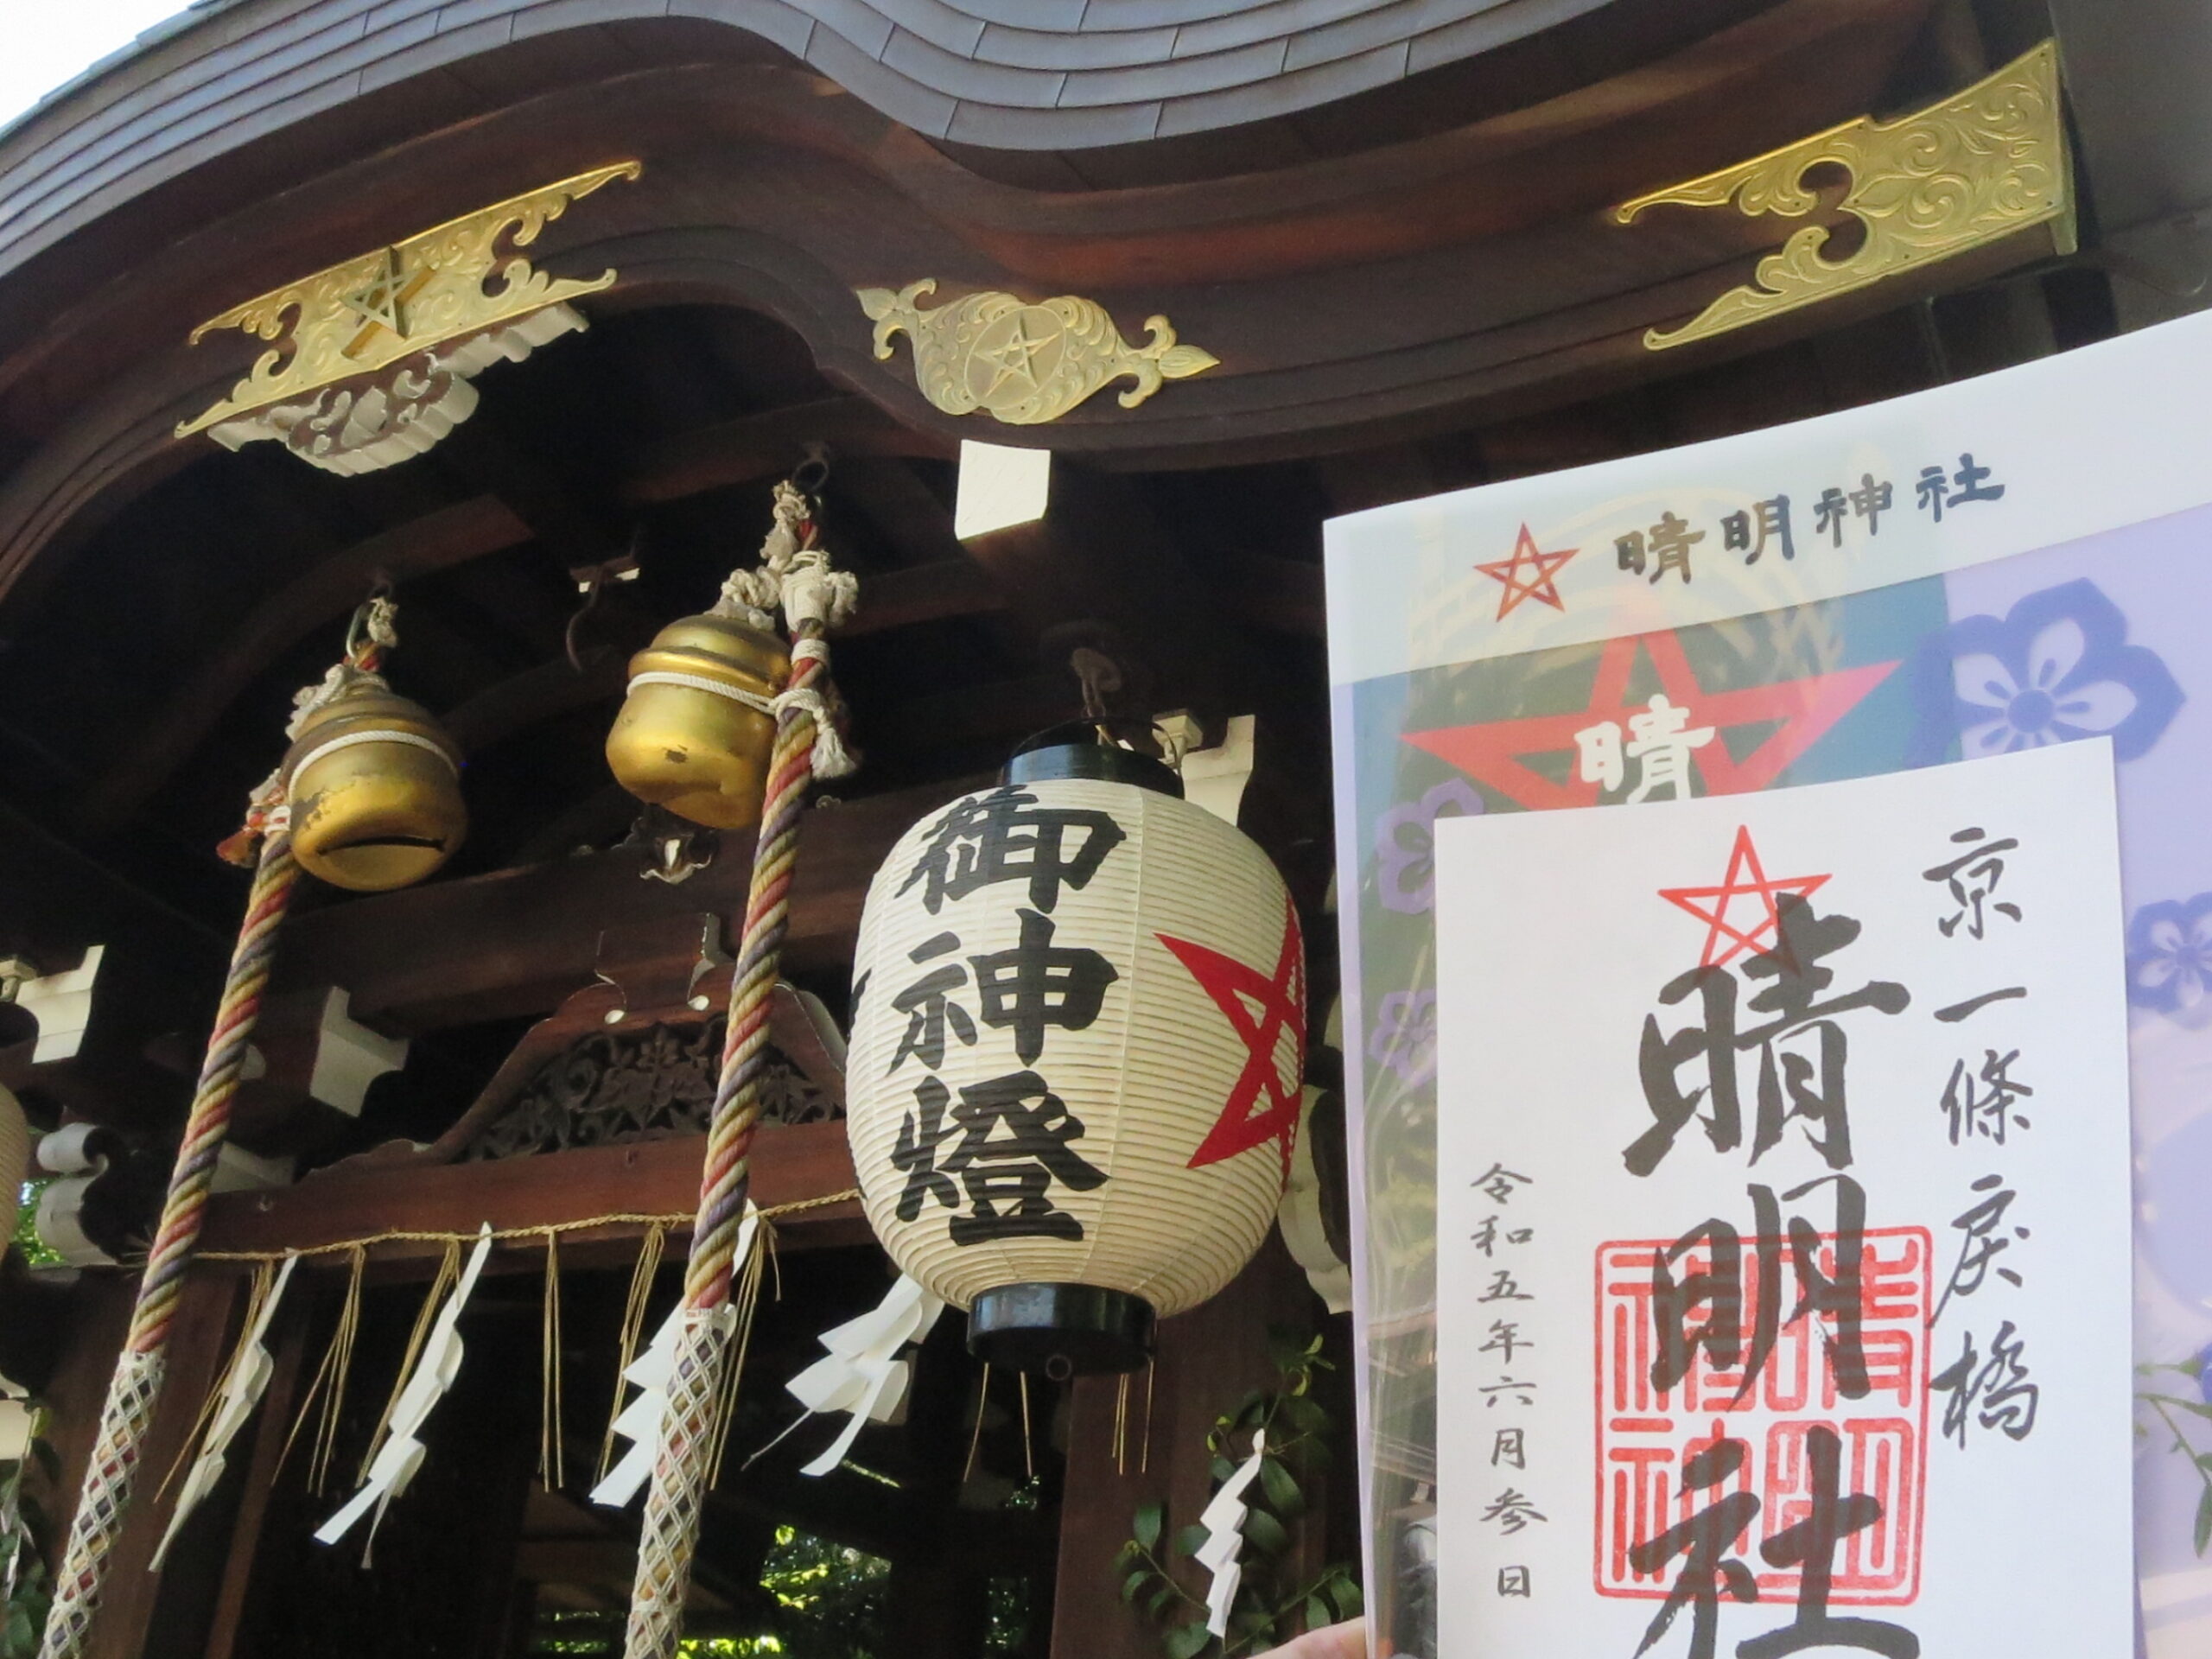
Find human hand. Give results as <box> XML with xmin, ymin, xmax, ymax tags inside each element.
<box><xmin>1255</xmin><ymin>1618</ymin><xmax>1366</xmax><ymax>1659</ymax></box>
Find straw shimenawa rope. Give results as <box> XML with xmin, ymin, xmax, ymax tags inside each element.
<box><xmin>624</xmin><ymin>478</ymin><xmax>856</xmax><ymax>1659</ymax></box>
<box><xmin>38</xmin><ymin>601</ymin><xmax>396</xmax><ymax>1659</ymax></box>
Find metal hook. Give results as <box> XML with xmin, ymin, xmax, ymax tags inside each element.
<box><xmin>343</xmin><ymin>583</ymin><xmax>393</xmax><ymax>664</ymax></box>
<box><xmin>564</xmin><ymin>573</ymin><xmax>602</xmax><ymax>674</ymax></box>
<box><xmin>565</xmin><ymin>526</ymin><xmax>643</xmax><ymax>672</ymax></box>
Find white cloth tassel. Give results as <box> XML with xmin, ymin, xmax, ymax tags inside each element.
<box><xmin>149</xmin><ymin>1255</ymin><xmax>298</xmax><ymax>1571</ymax></box>
<box><xmin>1198</xmin><ymin>1430</ymin><xmax>1268</xmax><ymax>1638</ymax></box>
<box><xmin>776</xmin><ymin>1274</ymin><xmax>942</xmax><ymax>1478</ymax></box>
<box><xmin>315</xmin><ymin>1225</ymin><xmax>494</xmax><ymax>1563</ymax></box>
<box><xmin>589</xmin><ymin>1206</ymin><xmax>759</xmax><ymax>1510</ymax></box>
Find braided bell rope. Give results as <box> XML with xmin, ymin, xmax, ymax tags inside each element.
<box><xmin>624</xmin><ymin>484</ymin><xmax>855</xmax><ymax>1659</ymax></box>
<box><xmin>39</xmin><ymin>610</ymin><xmax>391</xmax><ymax>1659</ymax></box>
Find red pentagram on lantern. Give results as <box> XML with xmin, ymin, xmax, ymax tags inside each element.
<box><xmin>1159</xmin><ymin>897</ymin><xmax>1306</xmax><ymax>1185</ymax></box>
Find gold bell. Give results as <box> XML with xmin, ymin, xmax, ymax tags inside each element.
<box><xmin>283</xmin><ymin>684</ymin><xmax>467</xmax><ymax>892</ymax></box>
<box><xmin>605</xmin><ymin>613</ymin><xmax>791</xmax><ymax>830</ymax></box>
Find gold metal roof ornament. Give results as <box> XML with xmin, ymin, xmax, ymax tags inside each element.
<box><xmin>1618</xmin><ymin>41</ymin><xmax>2073</xmax><ymax>352</ymax></box>
<box><xmin>176</xmin><ymin>162</ymin><xmax>642</xmax><ymax>443</ymax></box>
<box><xmin>857</xmin><ymin>280</ymin><xmax>1219</xmax><ymax>425</ymax></box>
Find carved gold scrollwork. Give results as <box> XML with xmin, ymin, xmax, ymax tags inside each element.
<box><xmin>856</xmin><ymin>280</ymin><xmax>1219</xmax><ymax>424</ymax></box>
<box><xmin>1617</xmin><ymin>41</ymin><xmax>2074</xmax><ymax>351</ymax></box>
<box><xmin>176</xmin><ymin>162</ymin><xmax>642</xmax><ymax>438</ymax></box>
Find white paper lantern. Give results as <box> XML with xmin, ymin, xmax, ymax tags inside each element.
<box><xmin>845</xmin><ymin>740</ymin><xmax>1306</xmax><ymax>1376</ymax></box>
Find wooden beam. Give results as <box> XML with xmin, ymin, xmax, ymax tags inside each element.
<box><xmin>847</xmin><ymin>558</ymin><xmax>1005</xmax><ymax>635</ymax></box>
<box><xmin>435</xmin><ymin>402</ymin><xmax>625</xmax><ymax>570</ymax></box>
<box><xmin>198</xmin><ymin>1121</ymin><xmax>863</xmax><ymax>1268</ymax></box>
<box><xmin>75</xmin><ymin>495</ymin><xmax>533</xmax><ymax>833</ymax></box>
<box><xmin>621</xmin><ymin>397</ymin><xmax>957</xmax><ymax>506</ymax></box>
<box><xmin>444</xmin><ymin>645</ymin><xmax>632</xmax><ymax>757</ymax></box>
<box><xmin>268</xmin><ymin>775</ymin><xmax>980</xmax><ymax>1032</ymax></box>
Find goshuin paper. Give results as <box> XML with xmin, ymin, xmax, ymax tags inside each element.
<box><xmin>1327</xmin><ymin>304</ymin><xmax>2212</xmax><ymax>1658</ymax></box>
<box><xmin>1430</xmin><ymin>740</ymin><xmax>2132</xmax><ymax>1657</ymax></box>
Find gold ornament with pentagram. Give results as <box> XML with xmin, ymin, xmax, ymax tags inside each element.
<box><xmin>337</xmin><ymin>249</ymin><xmax>434</xmax><ymax>358</ymax></box>
<box><xmin>857</xmin><ymin>281</ymin><xmax>1218</xmax><ymax>426</ymax></box>
<box><xmin>177</xmin><ymin>162</ymin><xmax>641</xmax><ymax>440</ymax></box>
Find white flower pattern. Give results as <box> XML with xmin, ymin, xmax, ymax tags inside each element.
<box><xmin>1952</xmin><ymin>614</ymin><xmax>2140</xmax><ymax>756</ymax></box>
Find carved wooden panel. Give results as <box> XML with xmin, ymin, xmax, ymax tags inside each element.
<box><xmin>465</xmin><ymin>1017</ymin><xmax>836</xmax><ymax>1160</ymax></box>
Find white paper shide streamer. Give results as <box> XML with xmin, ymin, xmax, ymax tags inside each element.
<box><xmin>1196</xmin><ymin>1430</ymin><xmax>1268</xmax><ymax>1639</ymax></box>
<box><xmin>776</xmin><ymin>1274</ymin><xmax>943</xmax><ymax>1478</ymax></box>
<box><xmin>150</xmin><ymin>1254</ymin><xmax>299</xmax><ymax>1570</ymax></box>
<box><xmin>315</xmin><ymin>1224</ymin><xmax>494</xmax><ymax>1562</ymax></box>
<box><xmin>591</xmin><ymin>1206</ymin><xmax>760</xmax><ymax>1510</ymax></box>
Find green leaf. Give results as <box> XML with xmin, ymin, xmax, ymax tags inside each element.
<box><xmin>28</xmin><ymin>1440</ymin><xmax>58</xmax><ymax>1485</ymax></box>
<box><xmin>1329</xmin><ymin>1576</ymin><xmax>1364</xmax><ymax>1619</ymax></box>
<box><xmin>1305</xmin><ymin>1597</ymin><xmax>1331</xmax><ymax>1632</ymax></box>
<box><xmin>1135</xmin><ymin>1501</ymin><xmax>1164</xmax><ymax>1553</ymax></box>
<box><xmin>1279</xmin><ymin>1395</ymin><xmax>1328</xmax><ymax>1435</ymax></box>
<box><xmin>1174</xmin><ymin>1524</ymin><xmax>1213</xmax><ymax>1560</ymax></box>
<box><xmin>1211</xmin><ymin>1456</ymin><xmax>1236</xmax><ymax>1486</ymax></box>
<box><xmin>1149</xmin><ymin>1586</ymin><xmax>1179</xmax><ymax>1618</ymax></box>
<box><xmin>1258</xmin><ymin>1458</ymin><xmax>1305</xmax><ymax>1518</ymax></box>
<box><xmin>1164</xmin><ymin>1620</ymin><xmax>1214</xmax><ymax>1659</ymax></box>
<box><xmin>1243</xmin><ymin>1509</ymin><xmax>1291</xmax><ymax>1558</ymax></box>
<box><xmin>2196</xmin><ymin>1484</ymin><xmax>2212</xmax><ymax>1557</ymax></box>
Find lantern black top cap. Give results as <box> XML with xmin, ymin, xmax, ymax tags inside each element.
<box><xmin>1003</xmin><ymin>723</ymin><xmax>1184</xmax><ymax>798</ymax></box>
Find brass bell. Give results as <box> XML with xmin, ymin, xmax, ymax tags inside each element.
<box><xmin>605</xmin><ymin>613</ymin><xmax>791</xmax><ymax>830</ymax></box>
<box><xmin>283</xmin><ymin>684</ymin><xmax>467</xmax><ymax>892</ymax></box>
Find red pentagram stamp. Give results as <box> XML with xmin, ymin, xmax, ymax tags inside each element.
<box><xmin>1593</xmin><ymin>1226</ymin><xmax>1931</xmax><ymax>1605</ymax></box>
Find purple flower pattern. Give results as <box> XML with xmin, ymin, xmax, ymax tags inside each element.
<box><xmin>2128</xmin><ymin>893</ymin><xmax>2212</xmax><ymax>1019</ymax></box>
<box><xmin>1369</xmin><ymin>990</ymin><xmax>1438</xmax><ymax>1087</ymax></box>
<box><xmin>1375</xmin><ymin>778</ymin><xmax>1484</xmax><ymax>915</ymax></box>
<box><xmin>1909</xmin><ymin>578</ymin><xmax>2182</xmax><ymax>766</ymax></box>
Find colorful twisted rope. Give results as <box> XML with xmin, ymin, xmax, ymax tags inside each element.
<box><xmin>40</xmin><ymin>619</ymin><xmax>386</xmax><ymax>1659</ymax></box>
<box><xmin>624</xmin><ymin>514</ymin><xmax>844</xmax><ymax>1659</ymax></box>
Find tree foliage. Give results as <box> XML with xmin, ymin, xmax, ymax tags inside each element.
<box><xmin>1117</xmin><ymin>1328</ymin><xmax>1362</xmax><ymax>1659</ymax></box>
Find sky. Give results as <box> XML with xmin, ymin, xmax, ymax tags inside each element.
<box><xmin>1</xmin><ymin>2</ymin><xmax>193</xmax><ymax>130</ymax></box>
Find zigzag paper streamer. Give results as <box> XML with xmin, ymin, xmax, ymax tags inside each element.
<box><xmin>591</xmin><ymin>1207</ymin><xmax>759</xmax><ymax>1510</ymax></box>
<box><xmin>150</xmin><ymin>1255</ymin><xmax>298</xmax><ymax>1570</ymax></box>
<box><xmin>1197</xmin><ymin>1430</ymin><xmax>1268</xmax><ymax>1638</ymax></box>
<box><xmin>315</xmin><ymin>1224</ymin><xmax>493</xmax><ymax>1563</ymax></box>
<box><xmin>784</xmin><ymin>1274</ymin><xmax>943</xmax><ymax>1478</ymax></box>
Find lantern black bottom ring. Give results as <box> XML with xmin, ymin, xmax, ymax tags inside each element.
<box><xmin>966</xmin><ymin>1284</ymin><xmax>1156</xmax><ymax>1378</ymax></box>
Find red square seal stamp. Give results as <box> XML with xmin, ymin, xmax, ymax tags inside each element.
<box><xmin>1594</xmin><ymin>1226</ymin><xmax>1930</xmax><ymax>1605</ymax></box>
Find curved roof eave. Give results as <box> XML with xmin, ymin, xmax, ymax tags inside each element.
<box><xmin>0</xmin><ymin>0</ymin><xmax>1619</xmax><ymax>277</ymax></box>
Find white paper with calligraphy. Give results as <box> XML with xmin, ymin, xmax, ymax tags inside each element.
<box><xmin>1431</xmin><ymin>741</ymin><xmax>2132</xmax><ymax>1659</ymax></box>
